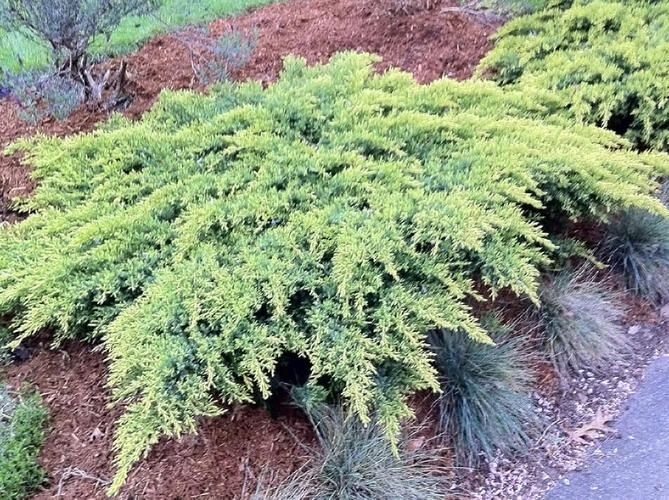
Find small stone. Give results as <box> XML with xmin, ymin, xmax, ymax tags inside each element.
<box><xmin>563</xmin><ymin>478</ymin><xmax>571</xmax><ymax>486</ymax></box>
<box><xmin>661</xmin><ymin>303</ymin><xmax>669</xmax><ymax>319</ymax></box>
<box><xmin>628</xmin><ymin>324</ymin><xmax>642</xmax><ymax>335</ymax></box>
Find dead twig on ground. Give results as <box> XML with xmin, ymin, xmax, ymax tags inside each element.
<box><xmin>441</xmin><ymin>1</ymin><xmax>507</xmax><ymax>26</ymax></box>
<box><xmin>56</xmin><ymin>466</ymin><xmax>110</xmax><ymax>496</ymax></box>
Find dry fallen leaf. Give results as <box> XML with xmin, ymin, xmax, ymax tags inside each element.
<box><xmin>406</xmin><ymin>435</ymin><xmax>426</xmax><ymax>453</ymax></box>
<box><xmin>570</xmin><ymin>409</ymin><xmax>615</xmax><ymax>444</ymax></box>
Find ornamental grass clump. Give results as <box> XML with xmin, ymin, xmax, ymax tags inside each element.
<box><xmin>602</xmin><ymin>183</ymin><xmax>669</xmax><ymax>305</ymax></box>
<box><xmin>477</xmin><ymin>0</ymin><xmax>669</xmax><ymax>151</ymax></box>
<box><xmin>536</xmin><ymin>268</ymin><xmax>627</xmax><ymax>380</ymax></box>
<box><xmin>1</xmin><ymin>53</ymin><xmax>667</xmax><ymax>492</ymax></box>
<box><xmin>254</xmin><ymin>405</ymin><xmax>448</xmax><ymax>500</ymax></box>
<box><xmin>428</xmin><ymin>317</ymin><xmax>537</xmax><ymax>466</ymax></box>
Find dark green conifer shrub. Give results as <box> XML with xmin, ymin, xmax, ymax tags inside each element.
<box><xmin>477</xmin><ymin>0</ymin><xmax>669</xmax><ymax>151</ymax></box>
<box><xmin>1</xmin><ymin>53</ymin><xmax>667</xmax><ymax>492</ymax></box>
<box><xmin>535</xmin><ymin>268</ymin><xmax>627</xmax><ymax>379</ymax></box>
<box><xmin>253</xmin><ymin>404</ymin><xmax>447</xmax><ymax>500</ymax></box>
<box><xmin>0</xmin><ymin>387</ymin><xmax>48</xmax><ymax>499</ymax></box>
<box><xmin>602</xmin><ymin>183</ymin><xmax>669</xmax><ymax>305</ymax></box>
<box><xmin>428</xmin><ymin>317</ymin><xmax>537</xmax><ymax>465</ymax></box>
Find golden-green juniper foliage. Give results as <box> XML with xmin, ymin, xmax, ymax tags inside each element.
<box><xmin>1</xmin><ymin>53</ymin><xmax>668</xmax><ymax>492</ymax></box>
<box><xmin>477</xmin><ymin>0</ymin><xmax>669</xmax><ymax>151</ymax></box>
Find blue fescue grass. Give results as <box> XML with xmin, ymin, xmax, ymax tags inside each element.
<box><xmin>536</xmin><ymin>267</ymin><xmax>628</xmax><ymax>380</ymax></box>
<box><xmin>428</xmin><ymin>316</ymin><xmax>539</xmax><ymax>466</ymax></box>
<box><xmin>0</xmin><ymin>0</ymin><xmax>277</xmax><ymax>75</ymax></box>
<box><xmin>252</xmin><ymin>404</ymin><xmax>450</xmax><ymax>500</ymax></box>
<box><xmin>602</xmin><ymin>183</ymin><xmax>669</xmax><ymax>306</ymax></box>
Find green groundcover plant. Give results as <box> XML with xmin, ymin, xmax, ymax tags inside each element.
<box><xmin>0</xmin><ymin>387</ymin><xmax>48</xmax><ymax>500</ymax></box>
<box><xmin>476</xmin><ymin>0</ymin><xmax>551</xmax><ymax>16</ymax></box>
<box><xmin>1</xmin><ymin>53</ymin><xmax>668</xmax><ymax>492</ymax></box>
<box><xmin>477</xmin><ymin>0</ymin><xmax>669</xmax><ymax>151</ymax></box>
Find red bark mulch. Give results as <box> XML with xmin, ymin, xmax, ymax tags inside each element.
<box><xmin>4</xmin><ymin>341</ymin><xmax>314</xmax><ymax>499</ymax></box>
<box><xmin>215</xmin><ymin>0</ymin><xmax>500</xmax><ymax>85</ymax></box>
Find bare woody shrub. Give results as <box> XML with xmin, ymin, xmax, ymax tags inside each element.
<box><xmin>0</xmin><ymin>0</ymin><xmax>159</xmax><ymax>114</ymax></box>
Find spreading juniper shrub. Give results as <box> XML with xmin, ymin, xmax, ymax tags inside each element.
<box><xmin>1</xmin><ymin>53</ymin><xmax>667</xmax><ymax>492</ymax></box>
<box><xmin>477</xmin><ymin>0</ymin><xmax>669</xmax><ymax>151</ymax></box>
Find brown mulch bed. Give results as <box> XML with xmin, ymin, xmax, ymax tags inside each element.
<box><xmin>0</xmin><ymin>0</ymin><xmax>500</xmax><ymax>496</ymax></box>
<box><xmin>215</xmin><ymin>0</ymin><xmax>500</xmax><ymax>84</ymax></box>
<box><xmin>3</xmin><ymin>341</ymin><xmax>314</xmax><ymax>499</ymax></box>
<box><xmin>0</xmin><ymin>0</ymin><xmax>499</xmax><ymax>221</ymax></box>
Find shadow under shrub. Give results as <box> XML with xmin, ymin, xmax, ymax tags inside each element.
<box><xmin>1</xmin><ymin>53</ymin><xmax>668</xmax><ymax>492</ymax></box>
<box><xmin>535</xmin><ymin>268</ymin><xmax>627</xmax><ymax>380</ymax></box>
<box><xmin>477</xmin><ymin>0</ymin><xmax>669</xmax><ymax>151</ymax></box>
<box><xmin>253</xmin><ymin>404</ymin><xmax>448</xmax><ymax>500</ymax></box>
<box><xmin>429</xmin><ymin>317</ymin><xmax>538</xmax><ymax>466</ymax></box>
<box><xmin>0</xmin><ymin>387</ymin><xmax>48</xmax><ymax>500</ymax></box>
